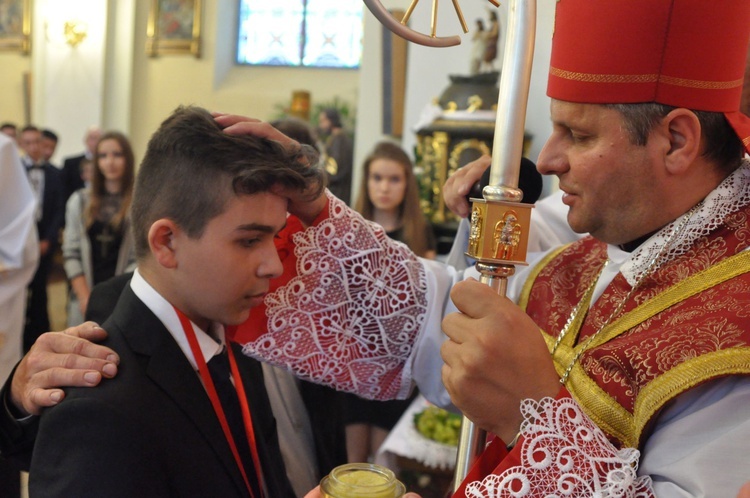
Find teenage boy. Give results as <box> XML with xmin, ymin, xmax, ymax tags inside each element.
<box><xmin>28</xmin><ymin>105</ymin><xmax>324</xmax><ymax>497</ymax></box>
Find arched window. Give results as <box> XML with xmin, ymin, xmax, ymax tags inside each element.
<box><xmin>237</xmin><ymin>0</ymin><xmax>363</xmax><ymax>68</ymax></box>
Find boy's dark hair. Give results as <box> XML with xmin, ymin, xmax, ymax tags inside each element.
<box><xmin>0</xmin><ymin>122</ymin><xmax>16</xmax><ymax>131</ymax></box>
<box><xmin>131</xmin><ymin>106</ymin><xmax>325</xmax><ymax>259</ymax></box>
<box><xmin>41</xmin><ymin>129</ymin><xmax>58</xmax><ymax>142</ymax></box>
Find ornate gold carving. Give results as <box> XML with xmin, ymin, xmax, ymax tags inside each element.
<box><xmin>468</xmin><ymin>206</ymin><xmax>483</xmax><ymax>255</ymax></box>
<box><xmin>464</xmin><ymin>199</ymin><xmax>532</xmax><ymax>265</ymax></box>
<box><xmin>492</xmin><ymin>210</ymin><xmax>522</xmax><ymax>260</ymax></box>
<box><xmin>467</xmin><ymin>95</ymin><xmax>483</xmax><ymax>112</ymax></box>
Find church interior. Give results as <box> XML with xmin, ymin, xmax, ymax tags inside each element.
<box><xmin>7</xmin><ymin>1</ymin><xmax>750</xmax><ymax>497</ymax></box>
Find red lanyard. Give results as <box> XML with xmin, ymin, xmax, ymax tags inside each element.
<box><xmin>174</xmin><ymin>307</ymin><xmax>264</xmax><ymax>498</ymax></box>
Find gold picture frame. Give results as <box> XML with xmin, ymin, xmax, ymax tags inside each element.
<box><xmin>0</xmin><ymin>0</ymin><xmax>31</xmax><ymax>54</ymax></box>
<box><xmin>146</xmin><ymin>0</ymin><xmax>202</xmax><ymax>58</ymax></box>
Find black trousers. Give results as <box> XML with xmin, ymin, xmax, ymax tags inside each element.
<box><xmin>0</xmin><ymin>455</ymin><xmax>21</xmax><ymax>498</ymax></box>
<box><xmin>24</xmin><ymin>250</ymin><xmax>54</xmax><ymax>353</ymax></box>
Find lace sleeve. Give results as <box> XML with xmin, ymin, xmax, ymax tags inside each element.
<box><xmin>240</xmin><ymin>193</ymin><xmax>429</xmax><ymax>401</ymax></box>
<box><xmin>463</xmin><ymin>393</ymin><xmax>654</xmax><ymax>497</ymax></box>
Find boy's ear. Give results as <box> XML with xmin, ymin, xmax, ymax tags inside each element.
<box><xmin>662</xmin><ymin>108</ymin><xmax>702</xmax><ymax>175</ymax></box>
<box><xmin>148</xmin><ymin>219</ymin><xmax>179</xmax><ymax>269</ymax></box>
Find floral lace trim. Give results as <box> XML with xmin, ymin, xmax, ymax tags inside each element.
<box><xmin>241</xmin><ymin>192</ymin><xmax>428</xmax><ymax>400</ymax></box>
<box><xmin>624</xmin><ymin>160</ymin><xmax>750</xmax><ymax>286</ymax></box>
<box><xmin>464</xmin><ymin>397</ymin><xmax>653</xmax><ymax>497</ymax></box>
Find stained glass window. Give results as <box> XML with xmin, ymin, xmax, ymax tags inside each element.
<box><xmin>237</xmin><ymin>0</ymin><xmax>363</xmax><ymax>68</ymax></box>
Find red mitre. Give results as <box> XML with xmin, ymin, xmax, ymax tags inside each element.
<box><xmin>548</xmin><ymin>0</ymin><xmax>750</xmax><ymax>152</ymax></box>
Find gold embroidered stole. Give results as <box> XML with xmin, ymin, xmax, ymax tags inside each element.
<box><xmin>520</xmin><ymin>236</ymin><xmax>750</xmax><ymax>448</ymax></box>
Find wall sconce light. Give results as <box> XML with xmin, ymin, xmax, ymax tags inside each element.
<box><xmin>64</xmin><ymin>20</ymin><xmax>88</xmax><ymax>48</ymax></box>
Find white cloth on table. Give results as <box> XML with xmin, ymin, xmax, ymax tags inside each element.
<box><xmin>376</xmin><ymin>394</ymin><xmax>457</xmax><ymax>471</ymax></box>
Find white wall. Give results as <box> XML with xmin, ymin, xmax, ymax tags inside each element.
<box><xmin>31</xmin><ymin>0</ymin><xmax>111</xmax><ymax>165</ymax></box>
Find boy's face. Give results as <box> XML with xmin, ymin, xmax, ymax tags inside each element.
<box><xmin>170</xmin><ymin>191</ymin><xmax>287</xmax><ymax>330</ymax></box>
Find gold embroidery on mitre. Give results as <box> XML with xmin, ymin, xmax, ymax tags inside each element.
<box><xmin>659</xmin><ymin>75</ymin><xmax>744</xmax><ymax>91</ymax></box>
<box><xmin>550</xmin><ymin>66</ymin><xmax>743</xmax><ymax>90</ymax></box>
<box><xmin>550</xmin><ymin>67</ymin><xmax>658</xmax><ymax>84</ymax></box>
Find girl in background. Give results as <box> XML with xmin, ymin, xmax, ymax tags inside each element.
<box><xmin>63</xmin><ymin>131</ymin><xmax>136</xmax><ymax>326</ymax></box>
<box><xmin>344</xmin><ymin>141</ymin><xmax>437</xmax><ymax>463</ymax></box>
<box><xmin>354</xmin><ymin>141</ymin><xmax>436</xmax><ymax>259</ymax></box>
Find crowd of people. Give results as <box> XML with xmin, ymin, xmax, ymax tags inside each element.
<box><xmin>2</xmin><ymin>1</ymin><xmax>750</xmax><ymax>497</ymax></box>
<box><xmin>0</xmin><ymin>123</ymin><xmax>141</xmax><ymax>495</ymax></box>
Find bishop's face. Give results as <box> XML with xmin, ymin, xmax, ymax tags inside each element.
<box><xmin>536</xmin><ymin>100</ymin><xmax>666</xmax><ymax>246</ymax></box>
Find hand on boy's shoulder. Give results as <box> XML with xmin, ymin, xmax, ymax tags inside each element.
<box><xmin>10</xmin><ymin>322</ymin><xmax>119</xmax><ymax>417</ymax></box>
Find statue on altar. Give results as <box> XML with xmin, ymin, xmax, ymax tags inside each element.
<box><xmin>470</xmin><ymin>11</ymin><xmax>501</xmax><ymax>75</ymax></box>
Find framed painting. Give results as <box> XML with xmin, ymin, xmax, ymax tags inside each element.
<box><xmin>146</xmin><ymin>0</ymin><xmax>202</xmax><ymax>58</ymax></box>
<box><xmin>0</xmin><ymin>0</ymin><xmax>31</xmax><ymax>54</ymax></box>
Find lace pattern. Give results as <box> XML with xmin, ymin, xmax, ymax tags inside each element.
<box><xmin>624</xmin><ymin>160</ymin><xmax>750</xmax><ymax>285</ymax></box>
<box><xmin>241</xmin><ymin>193</ymin><xmax>428</xmax><ymax>400</ymax></box>
<box><xmin>464</xmin><ymin>397</ymin><xmax>653</xmax><ymax>498</ymax></box>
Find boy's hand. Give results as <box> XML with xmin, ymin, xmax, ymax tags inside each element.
<box><xmin>10</xmin><ymin>322</ymin><xmax>119</xmax><ymax>416</ymax></box>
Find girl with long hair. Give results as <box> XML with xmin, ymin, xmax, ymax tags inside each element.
<box><xmin>354</xmin><ymin>141</ymin><xmax>436</xmax><ymax>259</ymax></box>
<box><xmin>63</xmin><ymin>131</ymin><xmax>137</xmax><ymax>326</ymax></box>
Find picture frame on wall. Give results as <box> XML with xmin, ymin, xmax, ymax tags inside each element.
<box><xmin>146</xmin><ymin>0</ymin><xmax>202</xmax><ymax>58</ymax></box>
<box><xmin>0</xmin><ymin>0</ymin><xmax>31</xmax><ymax>54</ymax></box>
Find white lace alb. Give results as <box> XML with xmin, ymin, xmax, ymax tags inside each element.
<box><xmin>464</xmin><ymin>397</ymin><xmax>654</xmax><ymax>498</ymax></box>
<box><xmin>241</xmin><ymin>192</ymin><xmax>428</xmax><ymax>401</ymax></box>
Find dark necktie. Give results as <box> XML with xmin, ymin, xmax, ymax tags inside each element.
<box><xmin>207</xmin><ymin>348</ymin><xmax>262</xmax><ymax>497</ymax></box>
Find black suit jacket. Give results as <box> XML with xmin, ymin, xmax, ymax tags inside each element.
<box><xmin>32</xmin><ymin>163</ymin><xmax>65</xmax><ymax>249</ymax></box>
<box><xmin>61</xmin><ymin>153</ymin><xmax>86</xmax><ymax>203</ymax></box>
<box><xmin>29</xmin><ymin>286</ymin><xmax>295</xmax><ymax>497</ymax></box>
<box><xmin>85</xmin><ymin>273</ymin><xmax>347</xmax><ymax>479</ymax></box>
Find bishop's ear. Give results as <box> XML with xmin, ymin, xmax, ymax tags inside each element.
<box><xmin>148</xmin><ymin>219</ymin><xmax>179</xmax><ymax>269</ymax></box>
<box><xmin>663</xmin><ymin>108</ymin><xmax>702</xmax><ymax>175</ymax></box>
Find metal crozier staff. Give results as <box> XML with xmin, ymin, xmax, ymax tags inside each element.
<box><xmin>453</xmin><ymin>0</ymin><xmax>536</xmax><ymax>489</ymax></box>
<box><xmin>360</xmin><ymin>0</ymin><xmax>538</xmax><ymax>489</ymax></box>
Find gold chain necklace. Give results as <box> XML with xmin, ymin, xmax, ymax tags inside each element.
<box><xmin>553</xmin><ymin>205</ymin><xmax>700</xmax><ymax>384</ymax></box>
